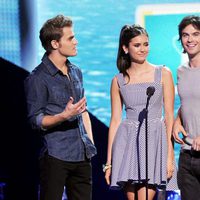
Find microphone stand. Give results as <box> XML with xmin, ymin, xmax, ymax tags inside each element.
<box><xmin>145</xmin><ymin>86</ymin><xmax>155</xmax><ymax>200</ymax></box>
<box><xmin>145</xmin><ymin>95</ymin><xmax>150</xmax><ymax>200</ymax></box>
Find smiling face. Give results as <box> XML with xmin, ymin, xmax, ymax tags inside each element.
<box><xmin>123</xmin><ymin>34</ymin><xmax>149</xmax><ymax>64</ymax></box>
<box><xmin>181</xmin><ymin>24</ymin><xmax>200</xmax><ymax>58</ymax></box>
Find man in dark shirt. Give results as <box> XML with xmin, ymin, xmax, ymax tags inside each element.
<box><xmin>24</xmin><ymin>15</ymin><xmax>97</xmax><ymax>200</ymax></box>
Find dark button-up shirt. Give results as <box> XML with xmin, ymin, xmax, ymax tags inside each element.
<box><xmin>24</xmin><ymin>54</ymin><xmax>97</xmax><ymax>161</ymax></box>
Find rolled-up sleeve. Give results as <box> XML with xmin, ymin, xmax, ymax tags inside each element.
<box><xmin>24</xmin><ymin>73</ymin><xmax>47</xmax><ymax>131</ymax></box>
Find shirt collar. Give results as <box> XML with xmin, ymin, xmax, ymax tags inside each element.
<box><xmin>182</xmin><ymin>61</ymin><xmax>200</xmax><ymax>69</ymax></box>
<box><xmin>42</xmin><ymin>53</ymin><xmax>72</xmax><ymax>76</ymax></box>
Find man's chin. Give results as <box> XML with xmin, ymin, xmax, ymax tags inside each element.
<box><xmin>69</xmin><ymin>52</ymin><xmax>78</xmax><ymax>57</ymax></box>
<box><xmin>188</xmin><ymin>51</ymin><xmax>198</xmax><ymax>58</ymax></box>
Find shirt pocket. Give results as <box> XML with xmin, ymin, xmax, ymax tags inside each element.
<box><xmin>50</xmin><ymin>86</ymin><xmax>70</xmax><ymax>104</ymax></box>
<box><xmin>71</xmin><ymin>79</ymin><xmax>84</xmax><ymax>100</ymax></box>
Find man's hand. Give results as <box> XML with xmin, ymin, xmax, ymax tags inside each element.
<box><xmin>192</xmin><ymin>136</ymin><xmax>200</xmax><ymax>151</ymax></box>
<box><xmin>172</xmin><ymin>119</ymin><xmax>187</xmax><ymax>144</ymax></box>
<box><xmin>41</xmin><ymin>97</ymin><xmax>87</xmax><ymax>130</ymax></box>
<box><xmin>62</xmin><ymin>97</ymin><xmax>87</xmax><ymax>120</ymax></box>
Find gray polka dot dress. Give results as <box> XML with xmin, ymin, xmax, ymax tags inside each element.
<box><xmin>110</xmin><ymin>66</ymin><xmax>178</xmax><ymax>190</ymax></box>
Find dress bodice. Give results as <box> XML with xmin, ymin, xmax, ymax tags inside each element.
<box><xmin>116</xmin><ymin>67</ymin><xmax>163</xmax><ymax>121</ymax></box>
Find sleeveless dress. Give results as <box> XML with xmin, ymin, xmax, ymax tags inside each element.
<box><xmin>110</xmin><ymin>66</ymin><xmax>178</xmax><ymax>190</ymax></box>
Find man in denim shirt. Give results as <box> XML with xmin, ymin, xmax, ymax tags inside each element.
<box><xmin>24</xmin><ymin>15</ymin><xmax>97</xmax><ymax>200</ymax></box>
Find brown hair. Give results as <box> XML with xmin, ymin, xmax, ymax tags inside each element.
<box><xmin>178</xmin><ymin>15</ymin><xmax>200</xmax><ymax>53</ymax></box>
<box><xmin>39</xmin><ymin>15</ymin><xmax>72</xmax><ymax>54</ymax></box>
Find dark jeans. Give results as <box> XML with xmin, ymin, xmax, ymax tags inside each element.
<box><xmin>178</xmin><ymin>150</ymin><xmax>200</xmax><ymax>200</ymax></box>
<box><xmin>39</xmin><ymin>154</ymin><xmax>92</xmax><ymax>200</ymax></box>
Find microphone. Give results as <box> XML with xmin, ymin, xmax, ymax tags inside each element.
<box><xmin>145</xmin><ymin>86</ymin><xmax>155</xmax><ymax>110</ymax></box>
<box><xmin>146</xmin><ymin>86</ymin><xmax>155</xmax><ymax>97</ymax></box>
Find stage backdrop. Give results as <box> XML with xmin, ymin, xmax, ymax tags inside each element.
<box><xmin>0</xmin><ymin>0</ymin><xmax>200</xmax><ymax>162</ymax></box>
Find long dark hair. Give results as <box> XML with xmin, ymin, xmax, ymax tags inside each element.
<box><xmin>117</xmin><ymin>24</ymin><xmax>148</xmax><ymax>80</ymax></box>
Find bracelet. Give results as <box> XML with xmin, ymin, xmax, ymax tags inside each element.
<box><xmin>102</xmin><ymin>164</ymin><xmax>112</xmax><ymax>172</ymax></box>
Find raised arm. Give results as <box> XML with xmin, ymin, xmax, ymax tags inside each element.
<box><xmin>41</xmin><ymin>97</ymin><xmax>86</xmax><ymax>130</ymax></box>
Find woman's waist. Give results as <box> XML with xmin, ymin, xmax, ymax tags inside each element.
<box><xmin>126</xmin><ymin>110</ymin><xmax>162</xmax><ymax>122</ymax></box>
<box><xmin>123</xmin><ymin>116</ymin><xmax>164</xmax><ymax>124</ymax></box>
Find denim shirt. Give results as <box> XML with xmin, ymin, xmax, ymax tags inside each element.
<box><xmin>24</xmin><ymin>54</ymin><xmax>97</xmax><ymax>161</ymax></box>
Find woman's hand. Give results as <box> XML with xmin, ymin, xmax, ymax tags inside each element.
<box><xmin>105</xmin><ymin>168</ymin><xmax>111</xmax><ymax>185</ymax></box>
<box><xmin>167</xmin><ymin>153</ymin><xmax>174</xmax><ymax>179</ymax></box>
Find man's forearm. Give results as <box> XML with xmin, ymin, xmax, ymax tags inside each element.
<box><xmin>82</xmin><ymin>111</ymin><xmax>94</xmax><ymax>144</ymax></box>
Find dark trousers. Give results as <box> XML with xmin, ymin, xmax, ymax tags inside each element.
<box><xmin>178</xmin><ymin>150</ymin><xmax>200</xmax><ymax>200</ymax></box>
<box><xmin>39</xmin><ymin>154</ymin><xmax>92</xmax><ymax>200</ymax></box>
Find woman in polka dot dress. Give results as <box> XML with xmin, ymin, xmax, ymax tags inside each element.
<box><xmin>104</xmin><ymin>24</ymin><xmax>178</xmax><ymax>200</ymax></box>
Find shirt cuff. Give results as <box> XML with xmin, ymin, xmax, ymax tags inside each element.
<box><xmin>36</xmin><ymin>113</ymin><xmax>47</xmax><ymax>131</ymax></box>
